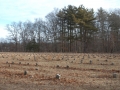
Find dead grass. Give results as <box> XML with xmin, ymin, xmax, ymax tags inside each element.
<box><xmin>0</xmin><ymin>52</ymin><xmax>120</xmax><ymax>90</ymax></box>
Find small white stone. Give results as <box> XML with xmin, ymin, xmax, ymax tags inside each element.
<box><xmin>56</xmin><ymin>74</ymin><xmax>61</xmax><ymax>79</ymax></box>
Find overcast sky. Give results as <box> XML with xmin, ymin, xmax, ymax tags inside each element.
<box><xmin>0</xmin><ymin>0</ymin><xmax>120</xmax><ymax>38</ymax></box>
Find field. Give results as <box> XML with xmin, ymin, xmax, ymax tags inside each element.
<box><xmin>0</xmin><ymin>52</ymin><xmax>120</xmax><ymax>90</ymax></box>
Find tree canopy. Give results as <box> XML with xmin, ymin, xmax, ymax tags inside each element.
<box><xmin>1</xmin><ymin>5</ymin><xmax>120</xmax><ymax>53</ymax></box>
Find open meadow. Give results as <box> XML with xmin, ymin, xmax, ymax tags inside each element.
<box><xmin>0</xmin><ymin>52</ymin><xmax>120</xmax><ymax>90</ymax></box>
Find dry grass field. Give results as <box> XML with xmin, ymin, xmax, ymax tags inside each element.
<box><xmin>0</xmin><ymin>52</ymin><xmax>120</xmax><ymax>90</ymax></box>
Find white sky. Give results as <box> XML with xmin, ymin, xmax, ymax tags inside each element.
<box><xmin>0</xmin><ymin>0</ymin><xmax>120</xmax><ymax>38</ymax></box>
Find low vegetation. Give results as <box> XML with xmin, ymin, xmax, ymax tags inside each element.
<box><xmin>0</xmin><ymin>52</ymin><xmax>120</xmax><ymax>90</ymax></box>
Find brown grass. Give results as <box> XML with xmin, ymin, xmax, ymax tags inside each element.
<box><xmin>0</xmin><ymin>52</ymin><xmax>120</xmax><ymax>90</ymax></box>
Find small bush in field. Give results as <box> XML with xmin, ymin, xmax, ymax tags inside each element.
<box><xmin>35</xmin><ymin>68</ymin><xmax>39</xmax><ymax>70</ymax></box>
<box><xmin>24</xmin><ymin>70</ymin><xmax>27</xmax><ymax>75</ymax></box>
<box><xmin>9</xmin><ymin>64</ymin><xmax>11</xmax><ymax>67</ymax></box>
<box><xmin>113</xmin><ymin>73</ymin><xmax>117</xmax><ymax>78</ymax></box>
<box><xmin>56</xmin><ymin>65</ymin><xmax>60</xmax><ymax>68</ymax></box>
<box><xmin>81</xmin><ymin>60</ymin><xmax>83</xmax><ymax>63</ymax></box>
<box><xmin>35</xmin><ymin>63</ymin><xmax>38</xmax><ymax>66</ymax></box>
<box><xmin>90</xmin><ymin>60</ymin><xmax>92</xmax><ymax>64</ymax></box>
<box><xmin>111</xmin><ymin>63</ymin><xmax>114</xmax><ymax>65</ymax></box>
<box><xmin>66</xmin><ymin>65</ymin><xmax>69</xmax><ymax>68</ymax></box>
<box><xmin>19</xmin><ymin>62</ymin><xmax>21</xmax><ymax>64</ymax></box>
<box><xmin>12</xmin><ymin>61</ymin><xmax>14</xmax><ymax>64</ymax></box>
<box><xmin>56</xmin><ymin>74</ymin><xmax>61</xmax><ymax>79</ymax></box>
<box><xmin>6</xmin><ymin>61</ymin><xmax>8</xmax><ymax>64</ymax></box>
<box><xmin>105</xmin><ymin>60</ymin><xmax>108</xmax><ymax>62</ymax></box>
<box><xmin>71</xmin><ymin>61</ymin><xmax>73</xmax><ymax>63</ymax></box>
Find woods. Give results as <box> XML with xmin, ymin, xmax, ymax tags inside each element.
<box><xmin>1</xmin><ymin>5</ymin><xmax>120</xmax><ymax>53</ymax></box>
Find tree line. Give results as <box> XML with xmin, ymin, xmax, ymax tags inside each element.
<box><xmin>0</xmin><ymin>5</ymin><xmax>120</xmax><ymax>53</ymax></box>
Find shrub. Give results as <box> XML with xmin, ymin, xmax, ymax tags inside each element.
<box><xmin>113</xmin><ymin>73</ymin><xmax>117</xmax><ymax>78</ymax></box>
<box><xmin>24</xmin><ymin>70</ymin><xmax>27</xmax><ymax>75</ymax></box>
<box><xmin>56</xmin><ymin>74</ymin><xmax>61</xmax><ymax>79</ymax></box>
